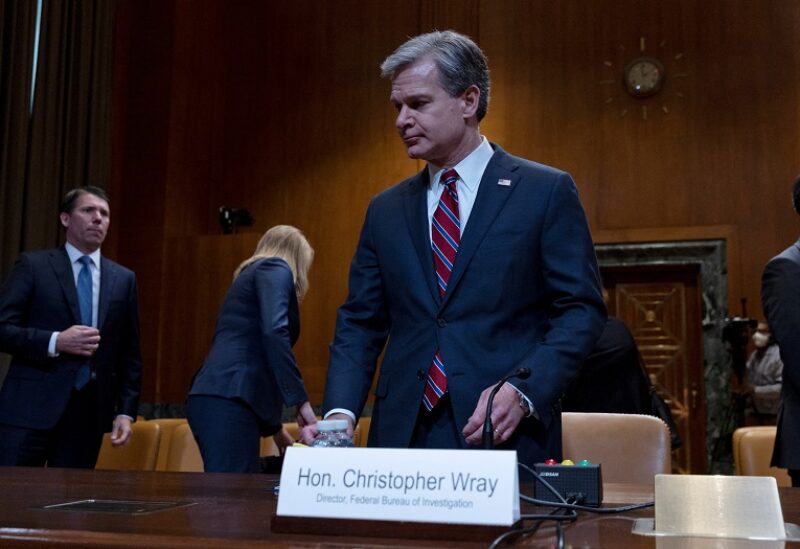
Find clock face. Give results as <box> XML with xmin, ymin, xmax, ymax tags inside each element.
<box><xmin>624</xmin><ymin>56</ymin><xmax>664</xmax><ymax>98</ymax></box>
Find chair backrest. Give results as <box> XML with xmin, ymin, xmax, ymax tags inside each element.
<box><xmin>733</xmin><ymin>426</ymin><xmax>791</xmax><ymax>487</ymax></box>
<box><xmin>148</xmin><ymin>418</ymin><xmax>189</xmax><ymax>471</ymax></box>
<box><xmin>261</xmin><ymin>422</ymin><xmax>302</xmax><ymax>457</ymax></box>
<box><xmin>95</xmin><ymin>421</ymin><xmax>161</xmax><ymax>471</ymax></box>
<box><xmin>561</xmin><ymin>412</ymin><xmax>671</xmax><ymax>484</ymax></box>
<box><xmin>356</xmin><ymin>417</ymin><xmax>371</xmax><ymax>447</ymax></box>
<box><xmin>164</xmin><ymin>422</ymin><xmax>204</xmax><ymax>472</ymax></box>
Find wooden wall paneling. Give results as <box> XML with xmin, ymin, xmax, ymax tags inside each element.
<box><xmin>479</xmin><ymin>0</ymin><xmax>800</xmax><ymax>322</ymax></box>
<box><xmin>479</xmin><ymin>0</ymin><xmax>611</xmax><ymax>228</ymax></box>
<box><xmin>112</xmin><ymin>0</ymin><xmax>800</xmax><ymax>408</ymax></box>
<box><xmin>158</xmin><ymin>234</ymin><xmax>259</xmax><ymax>403</ymax></box>
<box><xmin>111</xmin><ymin>0</ymin><xmax>177</xmax><ymax>401</ymax></box>
<box><xmin>419</xmin><ymin>0</ymin><xmax>479</xmax><ymax>36</ymax></box>
<box><xmin>149</xmin><ymin>1</ymin><xmax>426</xmax><ymax>404</ymax></box>
<box><xmin>227</xmin><ymin>1</ymin><xmax>423</xmax><ymax>404</ymax></box>
<box><xmin>162</xmin><ymin>0</ymin><xmax>225</xmax><ymax>239</ymax></box>
<box><xmin>681</xmin><ymin>0</ymin><xmax>800</xmax><ymax>321</ymax></box>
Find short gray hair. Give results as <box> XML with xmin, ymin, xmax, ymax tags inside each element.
<box><xmin>380</xmin><ymin>30</ymin><xmax>490</xmax><ymax>122</ymax></box>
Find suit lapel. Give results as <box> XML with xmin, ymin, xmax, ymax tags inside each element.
<box><xmin>402</xmin><ymin>169</ymin><xmax>441</xmax><ymax>303</ymax></box>
<box><xmin>49</xmin><ymin>247</ymin><xmax>83</xmax><ymax>325</ymax></box>
<box><xmin>442</xmin><ymin>148</ymin><xmax>519</xmax><ymax>308</ymax></box>
<box><xmin>98</xmin><ymin>258</ymin><xmax>118</xmax><ymax>330</ymax></box>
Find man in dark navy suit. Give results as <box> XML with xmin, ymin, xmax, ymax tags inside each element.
<box><xmin>763</xmin><ymin>175</ymin><xmax>800</xmax><ymax>486</ymax></box>
<box><xmin>0</xmin><ymin>186</ymin><xmax>142</xmax><ymax>468</ymax></box>
<box><xmin>314</xmin><ymin>31</ymin><xmax>606</xmax><ymax>465</ymax></box>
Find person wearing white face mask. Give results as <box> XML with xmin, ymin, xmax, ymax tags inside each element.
<box><xmin>743</xmin><ymin>321</ymin><xmax>783</xmax><ymax>419</ymax></box>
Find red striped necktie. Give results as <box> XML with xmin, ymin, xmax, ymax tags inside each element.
<box><xmin>423</xmin><ymin>168</ymin><xmax>460</xmax><ymax>411</ymax></box>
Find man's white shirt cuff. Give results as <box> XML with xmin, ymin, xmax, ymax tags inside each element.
<box><xmin>324</xmin><ymin>408</ymin><xmax>356</xmax><ymax>424</ymax></box>
<box><xmin>48</xmin><ymin>332</ymin><xmax>59</xmax><ymax>357</ymax></box>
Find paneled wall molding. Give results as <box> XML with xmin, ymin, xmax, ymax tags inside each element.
<box><xmin>594</xmin><ymin>225</ymin><xmax>741</xmax><ymax>314</ymax></box>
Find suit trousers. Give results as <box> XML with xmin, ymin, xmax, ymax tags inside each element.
<box><xmin>186</xmin><ymin>395</ymin><xmax>263</xmax><ymax>473</ymax></box>
<box><xmin>0</xmin><ymin>380</ymin><xmax>103</xmax><ymax>468</ymax></box>
<box><xmin>410</xmin><ymin>394</ymin><xmax>464</xmax><ymax>449</ymax></box>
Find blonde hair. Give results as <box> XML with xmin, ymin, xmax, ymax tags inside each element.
<box><xmin>234</xmin><ymin>225</ymin><xmax>314</xmax><ymax>298</ymax></box>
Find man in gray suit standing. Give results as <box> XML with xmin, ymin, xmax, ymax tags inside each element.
<box><xmin>0</xmin><ymin>186</ymin><xmax>142</xmax><ymax>468</ymax></box>
<box><xmin>762</xmin><ymin>175</ymin><xmax>800</xmax><ymax>486</ymax></box>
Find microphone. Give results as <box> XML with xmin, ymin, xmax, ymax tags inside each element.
<box><xmin>482</xmin><ymin>367</ymin><xmax>531</xmax><ymax>449</ymax></box>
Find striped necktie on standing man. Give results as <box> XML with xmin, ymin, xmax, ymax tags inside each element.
<box><xmin>423</xmin><ymin>168</ymin><xmax>460</xmax><ymax>411</ymax></box>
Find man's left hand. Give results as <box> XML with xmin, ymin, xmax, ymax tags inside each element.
<box><xmin>462</xmin><ymin>383</ymin><xmax>525</xmax><ymax>446</ymax></box>
<box><xmin>110</xmin><ymin>416</ymin><xmax>133</xmax><ymax>447</ymax></box>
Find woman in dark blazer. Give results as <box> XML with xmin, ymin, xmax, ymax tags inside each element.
<box><xmin>186</xmin><ymin>225</ymin><xmax>316</xmax><ymax>472</ymax></box>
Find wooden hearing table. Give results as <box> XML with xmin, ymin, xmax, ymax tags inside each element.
<box><xmin>0</xmin><ymin>466</ymin><xmax>798</xmax><ymax>548</ymax></box>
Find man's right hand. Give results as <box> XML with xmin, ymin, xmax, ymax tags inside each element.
<box><xmin>299</xmin><ymin>412</ymin><xmax>354</xmax><ymax>445</ymax></box>
<box><xmin>56</xmin><ymin>325</ymin><xmax>100</xmax><ymax>356</ymax></box>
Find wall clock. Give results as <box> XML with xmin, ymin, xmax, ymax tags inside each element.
<box><xmin>623</xmin><ymin>56</ymin><xmax>664</xmax><ymax>98</ymax></box>
<box><xmin>599</xmin><ymin>37</ymin><xmax>689</xmax><ymax>120</ymax></box>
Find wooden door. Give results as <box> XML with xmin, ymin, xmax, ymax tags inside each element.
<box><xmin>601</xmin><ymin>264</ymin><xmax>706</xmax><ymax>474</ymax></box>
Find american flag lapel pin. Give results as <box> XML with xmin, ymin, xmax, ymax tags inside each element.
<box><xmin>497</xmin><ymin>178</ymin><xmax>512</xmax><ymax>186</ymax></box>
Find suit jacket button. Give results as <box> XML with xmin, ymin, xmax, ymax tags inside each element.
<box><xmin>437</xmin><ymin>318</ymin><xmax>447</xmax><ymax>327</ymax></box>
<box><xmin>417</xmin><ymin>369</ymin><xmax>426</xmax><ymax>380</ymax></box>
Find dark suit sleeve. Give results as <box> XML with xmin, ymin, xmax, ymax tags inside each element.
<box><xmin>516</xmin><ymin>173</ymin><xmax>606</xmax><ymax>424</ymax></box>
<box><xmin>323</xmin><ymin>201</ymin><xmax>391</xmax><ymax>416</ymax></box>
<box><xmin>254</xmin><ymin>261</ymin><xmax>308</xmax><ymax>407</ymax></box>
<box><xmin>762</xmin><ymin>255</ymin><xmax>800</xmax><ymax>392</ymax></box>
<box><xmin>0</xmin><ymin>254</ymin><xmax>53</xmax><ymax>361</ymax></box>
<box><xmin>115</xmin><ymin>274</ymin><xmax>143</xmax><ymax>418</ymax></box>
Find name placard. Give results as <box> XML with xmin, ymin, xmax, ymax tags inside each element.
<box><xmin>276</xmin><ymin>447</ymin><xmax>520</xmax><ymax>526</ymax></box>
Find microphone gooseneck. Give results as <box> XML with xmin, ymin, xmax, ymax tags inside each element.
<box><xmin>482</xmin><ymin>367</ymin><xmax>532</xmax><ymax>449</ymax></box>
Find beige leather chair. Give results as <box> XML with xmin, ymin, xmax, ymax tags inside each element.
<box><xmin>561</xmin><ymin>412</ymin><xmax>671</xmax><ymax>484</ymax></box>
<box><xmin>95</xmin><ymin>420</ymin><xmax>161</xmax><ymax>470</ymax></box>
<box><xmin>163</xmin><ymin>422</ymin><xmax>204</xmax><ymax>472</ymax></box>
<box><xmin>351</xmin><ymin>422</ymin><xmax>362</xmax><ymax>447</ymax></box>
<box><xmin>355</xmin><ymin>417</ymin><xmax>371</xmax><ymax>447</ymax></box>
<box><xmin>733</xmin><ymin>426</ymin><xmax>791</xmax><ymax>487</ymax></box>
<box><xmin>149</xmin><ymin>418</ymin><xmax>189</xmax><ymax>471</ymax></box>
<box><xmin>261</xmin><ymin>422</ymin><xmax>303</xmax><ymax>456</ymax></box>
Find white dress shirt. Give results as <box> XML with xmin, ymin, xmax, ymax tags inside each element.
<box><xmin>47</xmin><ymin>243</ymin><xmax>101</xmax><ymax>355</ymax></box>
<box><xmin>425</xmin><ymin>136</ymin><xmax>494</xmax><ymax>239</ymax></box>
